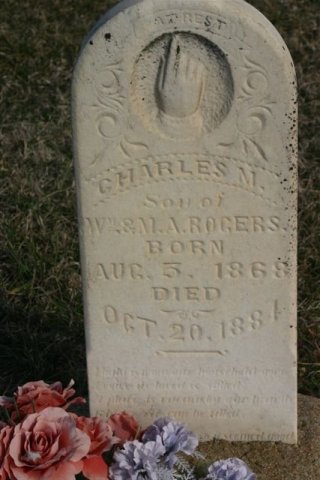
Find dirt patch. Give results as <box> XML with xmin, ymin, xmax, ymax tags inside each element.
<box><xmin>198</xmin><ymin>395</ymin><xmax>320</xmax><ymax>479</ymax></box>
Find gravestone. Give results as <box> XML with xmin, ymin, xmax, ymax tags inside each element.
<box><xmin>73</xmin><ymin>0</ymin><xmax>297</xmax><ymax>442</ymax></box>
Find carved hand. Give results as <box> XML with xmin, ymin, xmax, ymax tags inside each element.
<box><xmin>156</xmin><ymin>35</ymin><xmax>206</xmax><ymax>118</ymax></box>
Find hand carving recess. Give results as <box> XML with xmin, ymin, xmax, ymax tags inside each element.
<box><xmin>156</xmin><ymin>35</ymin><xmax>206</xmax><ymax>118</ymax></box>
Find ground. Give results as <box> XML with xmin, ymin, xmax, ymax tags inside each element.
<box><xmin>198</xmin><ymin>395</ymin><xmax>320</xmax><ymax>479</ymax></box>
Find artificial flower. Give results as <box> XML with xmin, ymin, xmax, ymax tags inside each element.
<box><xmin>143</xmin><ymin>417</ymin><xmax>198</xmax><ymax>468</ymax></box>
<box><xmin>4</xmin><ymin>407</ymin><xmax>90</xmax><ymax>480</ymax></box>
<box><xmin>1</xmin><ymin>380</ymin><xmax>85</xmax><ymax>421</ymax></box>
<box><xmin>0</xmin><ymin>425</ymin><xmax>13</xmax><ymax>480</ymax></box>
<box><xmin>110</xmin><ymin>439</ymin><xmax>165</xmax><ymax>480</ymax></box>
<box><xmin>75</xmin><ymin>415</ymin><xmax>118</xmax><ymax>480</ymax></box>
<box><xmin>0</xmin><ymin>398</ymin><xmax>14</xmax><ymax>410</ymax></box>
<box><xmin>205</xmin><ymin>458</ymin><xmax>256</xmax><ymax>480</ymax></box>
<box><xmin>107</xmin><ymin>411</ymin><xmax>140</xmax><ymax>445</ymax></box>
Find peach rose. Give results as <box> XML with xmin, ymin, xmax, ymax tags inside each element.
<box><xmin>5</xmin><ymin>407</ymin><xmax>90</xmax><ymax>480</ymax></box>
<box><xmin>107</xmin><ymin>411</ymin><xmax>140</xmax><ymax>445</ymax></box>
<box><xmin>2</xmin><ymin>380</ymin><xmax>85</xmax><ymax>421</ymax></box>
<box><xmin>0</xmin><ymin>425</ymin><xmax>14</xmax><ymax>480</ymax></box>
<box><xmin>75</xmin><ymin>416</ymin><xmax>117</xmax><ymax>480</ymax></box>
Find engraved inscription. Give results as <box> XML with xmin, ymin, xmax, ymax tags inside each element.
<box><xmin>92</xmin><ymin>363</ymin><xmax>295</xmax><ymax>438</ymax></box>
<box><xmin>104</xmin><ymin>305</ymin><xmax>157</xmax><ymax>338</ymax></box>
<box><xmin>88</xmin><ymin>154</ymin><xmax>281</xmax><ymax>206</ymax></box>
<box><xmin>84</xmin><ymin>215</ymin><xmax>283</xmax><ymax>237</ymax></box>
<box><xmin>145</xmin><ymin>240</ymin><xmax>224</xmax><ymax>256</ymax></box>
<box><xmin>142</xmin><ymin>10</ymin><xmax>245</xmax><ymax>42</ymax></box>
<box><xmin>102</xmin><ymin>300</ymin><xmax>282</xmax><ymax>345</ymax></box>
<box><xmin>94</xmin><ymin>263</ymin><xmax>145</xmax><ymax>281</ymax></box>
<box><xmin>152</xmin><ymin>286</ymin><xmax>221</xmax><ymax>302</ymax></box>
<box><xmin>212</xmin><ymin>261</ymin><xmax>289</xmax><ymax>280</ymax></box>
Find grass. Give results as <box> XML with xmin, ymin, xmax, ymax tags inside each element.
<box><xmin>0</xmin><ymin>0</ymin><xmax>319</xmax><ymax>398</ymax></box>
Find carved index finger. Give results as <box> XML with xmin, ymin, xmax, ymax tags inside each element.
<box><xmin>157</xmin><ymin>56</ymin><xmax>166</xmax><ymax>90</ymax></box>
<box><xmin>164</xmin><ymin>34</ymin><xmax>181</xmax><ymax>82</ymax></box>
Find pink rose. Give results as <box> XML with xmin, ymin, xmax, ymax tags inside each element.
<box><xmin>76</xmin><ymin>416</ymin><xmax>117</xmax><ymax>456</ymax></box>
<box><xmin>5</xmin><ymin>407</ymin><xmax>90</xmax><ymax>480</ymax></box>
<box><xmin>0</xmin><ymin>425</ymin><xmax>14</xmax><ymax>480</ymax></box>
<box><xmin>75</xmin><ymin>416</ymin><xmax>117</xmax><ymax>480</ymax></box>
<box><xmin>107</xmin><ymin>411</ymin><xmax>140</xmax><ymax>445</ymax></box>
<box><xmin>4</xmin><ymin>380</ymin><xmax>85</xmax><ymax>421</ymax></box>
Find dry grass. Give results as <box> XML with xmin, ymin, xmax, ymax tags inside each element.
<box><xmin>0</xmin><ymin>0</ymin><xmax>319</xmax><ymax>397</ymax></box>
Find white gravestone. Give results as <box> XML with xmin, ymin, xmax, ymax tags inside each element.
<box><xmin>73</xmin><ymin>0</ymin><xmax>297</xmax><ymax>442</ymax></box>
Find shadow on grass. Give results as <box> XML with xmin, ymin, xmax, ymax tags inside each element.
<box><xmin>0</xmin><ymin>296</ymin><xmax>87</xmax><ymax>397</ymax></box>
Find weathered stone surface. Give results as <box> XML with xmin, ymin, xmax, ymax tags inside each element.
<box><xmin>198</xmin><ymin>395</ymin><xmax>320</xmax><ymax>480</ymax></box>
<box><xmin>72</xmin><ymin>0</ymin><xmax>297</xmax><ymax>442</ymax></box>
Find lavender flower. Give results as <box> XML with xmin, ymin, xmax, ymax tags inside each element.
<box><xmin>205</xmin><ymin>458</ymin><xmax>256</xmax><ymax>480</ymax></box>
<box><xmin>142</xmin><ymin>417</ymin><xmax>198</xmax><ymax>468</ymax></box>
<box><xmin>110</xmin><ymin>439</ymin><xmax>165</xmax><ymax>480</ymax></box>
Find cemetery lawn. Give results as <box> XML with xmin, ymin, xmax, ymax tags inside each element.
<box><xmin>0</xmin><ymin>0</ymin><xmax>319</xmax><ymax>398</ymax></box>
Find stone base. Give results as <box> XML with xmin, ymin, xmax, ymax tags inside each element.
<box><xmin>198</xmin><ymin>395</ymin><xmax>320</xmax><ymax>480</ymax></box>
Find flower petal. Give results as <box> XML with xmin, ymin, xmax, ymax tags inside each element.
<box><xmin>43</xmin><ymin>461</ymin><xmax>83</xmax><ymax>480</ymax></box>
<box><xmin>82</xmin><ymin>456</ymin><xmax>109</xmax><ymax>480</ymax></box>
